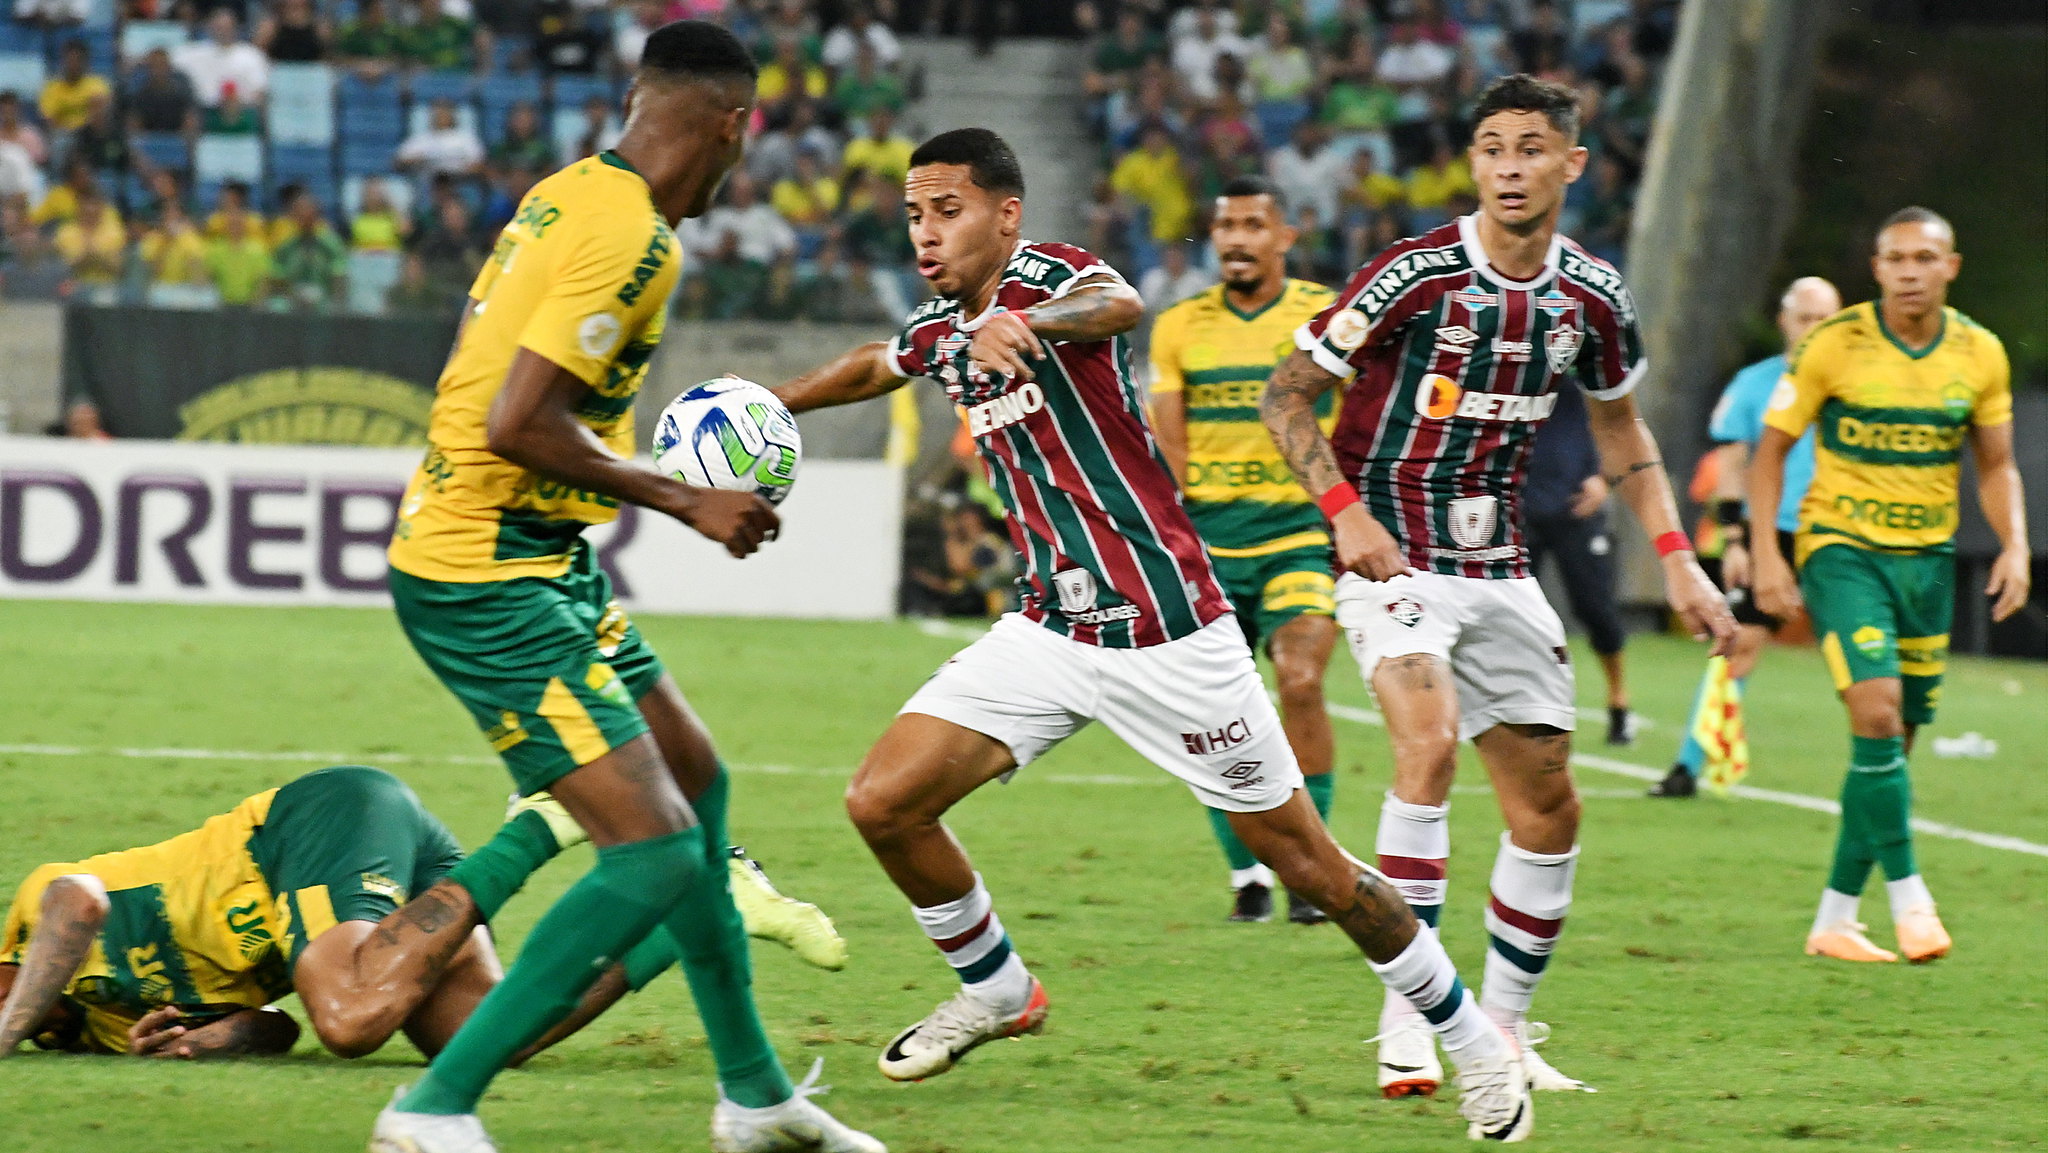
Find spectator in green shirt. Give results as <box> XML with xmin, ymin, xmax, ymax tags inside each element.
<box><xmin>830</xmin><ymin>42</ymin><xmax>905</xmax><ymax>122</ymax></box>
<box><xmin>206</xmin><ymin>209</ymin><xmax>271</xmax><ymax>305</ymax></box>
<box><xmin>335</xmin><ymin>0</ymin><xmax>403</xmax><ymax>81</ymax></box>
<box><xmin>1085</xmin><ymin>9</ymin><xmax>1161</xmax><ymax>102</ymax></box>
<box><xmin>268</xmin><ymin>189</ymin><xmax>348</xmax><ymax>309</ymax></box>
<box><xmin>201</xmin><ymin>87</ymin><xmax>262</xmax><ymax>135</ymax></box>
<box><xmin>399</xmin><ymin>0</ymin><xmax>488</xmax><ymax>73</ymax></box>
<box><xmin>1322</xmin><ymin>38</ymin><xmax>1400</xmax><ymax>133</ymax></box>
<box><xmin>489</xmin><ymin>102</ymin><xmax>553</xmax><ymax>173</ymax></box>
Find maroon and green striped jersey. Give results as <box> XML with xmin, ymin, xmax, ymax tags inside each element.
<box><xmin>887</xmin><ymin>241</ymin><xmax>1231</xmax><ymax>648</ymax></box>
<box><xmin>1296</xmin><ymin>214</ymin><xmax>1647</xmax><ymax>580</ymax></box>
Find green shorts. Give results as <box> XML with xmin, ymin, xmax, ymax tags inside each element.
<box><xmin>1210</xmin><ymin>542</ymin><xmax>1337</xmax><ymax>653</ymax></box>
<box><xmin>248</xmin><ymin>766</ymin><xmax>464</xmax><ymax>968</ymax></box>
<box><xmin>1799</xmin><ymin>542</ymin><xmax>1953</xmax><ymax>725</ymax></box>
<box><xmin>389</xmin><ymin>541</ymin><xmax>667</xmax><ymax>795</ymax></box>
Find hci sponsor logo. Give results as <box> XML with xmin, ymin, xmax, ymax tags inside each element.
<box><xmin>1183</xmin><ymin>718</ymin><xmax>1251</xmax><ymax>756</ymax></box>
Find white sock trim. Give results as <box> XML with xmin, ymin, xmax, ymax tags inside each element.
<box><xmin>1813</xmin><ymin>888</ymin><xmax>1861</xmax><ymax>934</ymax></box>
<box><xmin>1886</xmin><ymin>874</ymin><xmax>1934</xmax><ymax>921</ymax></box>
<box><xmin>1229</xmin><ymin>864</ymin><xmax>1275</xmax><ymax>890</ymax></box>
<box><xmin>912</xmin><ymin>874</ymin><xmax>992</xmax><ymax>941</ymax></box>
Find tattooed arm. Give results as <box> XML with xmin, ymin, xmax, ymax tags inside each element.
<box><xmin>1586</xmin><ymin>391</ymin><xmax>1735</xmax><ymax>654</ymax></box>
<box><xmin>774</xmin><ymin>341</ymin><xmax>908</xmax><ymax>415</ymax></box>
<box><xmin>0</xmin><ymin>874</ymin><xmax>107</xmax><ymax>1056</ymax></box>
<box><xmin>1262</xmin><ymin>351</ymin><xmax>1408</xmax><ymax>580</ymax></box>
<box><xmin>127</xmin><ymin>1005</ymin><xmax>300</xmax><ymax>1059</ymax></box>
<box><xmin>971</xmin><ymin>276</ymin><xmax>1146</xmax><ymax>383</ymax></box>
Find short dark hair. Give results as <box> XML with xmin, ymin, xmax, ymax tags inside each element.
<box><xmin>1470</xmin><ymin>73</ymin><xmax>1581</xmax><ymax>142</ymax></box>
<box><xmin>1877</xmin><ymin>205</ymin><xmax>1953</xmax><ymax>245</ymax></box>
<box><xmin>910</xmin><ymin>128</ymin><xmax>1025</xmax><ymax>198</ymax></box>
<box><xmin>1218</xmin><ymin>174</ymin><xmax>1285</xmax><ymax>212</ymax></box>
<box><xmin>639</xmin><ymin>19</ymin><xmax>759</xmax><ymax>84</ymax></box>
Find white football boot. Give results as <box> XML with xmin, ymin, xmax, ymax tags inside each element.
<box><xmin>368</xmin><ymin>1088</ymin><xmax>498</xmax><ymax>1153</ymax></box>
<box><xmin>877</xmin><ymin>978</ymin><xmax>1049</xmax><ymax>1081</ymax></box>
<box><xmin>506</xmin><ymin>791</ymin><xmax>589</xmax><ymax>850</ymax></box>
<box><xmin>1453</xmin><ymin>1028</ymin><xmax>1534</xmax><ymax>1143</ymax></box>
<box><xmin>1514</xmin><ymin>1021</ymin><xmax>1594</xmax><ymax>1092</ymax></box>
<box><xmin>710</xmin><ymin>1060</ymin><xmax>886</xmax><ymax>1153</ymax></box>
<box><xmin>1373</xmin><ymin>997</ymin><xmax>1443</xmax><ymax>1098</ymax></box>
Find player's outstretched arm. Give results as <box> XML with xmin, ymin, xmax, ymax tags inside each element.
<box><xmin>1968</xmin><ymin>421</ymin><xmax>2031</xmax><ymax>621</ymax></box>
<box><xmin>970</xmin><ymin>277</ymin><xmax>1145</xmax><ymax>383</ymax></box>
<box><xmin>1262</xmin><ymin>351</ymin><xmax>1406</xmax><ymax>580</ymax></box>
<box><xmin>774</xmin><ymin>341</ymin><xmax>907</xmax><ymax>414</ymax></box>
<box><xmin>1747</xmin><ymin>427</ymin><xmax>1801</xmax><ymax>621</ymax></box>
<box><xmin>1586</xmin><ymin>392</ymin><xmax>1736</xmax><ymax>654</ymax></box>
<box><xmin>125</xmin><ymin>1005</ymin><xmax>300</xmax><ymax>1060</ymax></box>
<box><xmin>487</xmin><ymin>349</ymin><xmax>779</xmax><ymax>558</ymax></box>
<box><xmin>0</xmin><ymin>874</ymin><xmax>106</xmax><ymax>1056</ymax></box>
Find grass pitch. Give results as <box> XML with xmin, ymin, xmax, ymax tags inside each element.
<box><xmin>1</xmin><ymin>600</ymin><xmax>2044</xmax><ymax>1153</ymax></box>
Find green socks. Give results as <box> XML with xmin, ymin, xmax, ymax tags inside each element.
<box><xmin>447</xmin><ymin>810</ymin><xmax>561</xmax><ymax>921</ymax></box>
<box><xmin>1829</xmin><ymin>735</ymin><xmax>1914</xmax><ymax>896</ymax></box>
<box><xmin>1206</xmin><ymin>773</ymin><xmax>1335</xmax><ymax>873</ymax></box>
<box><xmin>399</xmin><ymin>828</ymin><xmax>705</xmax><ymax>1116</ymax></box>
<box><xmin>664</xmin><ymin>767</ymin><xmax>794</xmax><ymax>1109</ymax></box>
<box><xmin>1304</xmin><ymin>771</ymin><xmax>1335</xmax><ymax>822</ymax></box>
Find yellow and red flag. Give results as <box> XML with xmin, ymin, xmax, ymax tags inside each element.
<box><xmin>1691</xmin><ymin>656</ymin><xmax>1750</xmax><ymax>793</ymax></box>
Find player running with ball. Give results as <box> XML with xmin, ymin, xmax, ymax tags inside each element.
<box><xmin>1259</xmin><ymin>74</ymin><xmax>1735</xmax><ymax>1099</ymax></box>
<box><xmin>374</xmin><ymin>21</ymin><xmax>879</xmax><ymax>1153</ymax></box>
<box><xmin>777</xmin><ymin>128</ymin><xmax>1539</xmax><ymax>1143</ymax></box>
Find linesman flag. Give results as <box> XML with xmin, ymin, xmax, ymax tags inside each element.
<box><xmin>1691</xmin><ymin>655</ymin><xmax>1750</xmax><ymax>793</ymax></box>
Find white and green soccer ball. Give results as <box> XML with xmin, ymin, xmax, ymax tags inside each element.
<box><xmin>652</xmin><ymin>378</ymin><xmax>802</xmax><ymax>506</ymax></box>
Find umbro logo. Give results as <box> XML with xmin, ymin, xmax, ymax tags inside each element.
<box><xmin>1434</xmin><ymin>325</ymin><xmax>1480</xmax><ymax>355</ymax></box>
<box><xmin>1222</xmin><ymin>760</ymin><xmax>1266</xmax><ymax>790</ymax></box>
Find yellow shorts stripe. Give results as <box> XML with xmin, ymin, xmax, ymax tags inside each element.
<box><xmin>1898</xmin><ymin>633</ymin><xmax>1948</xmax><ymax>678</ymax></box>
<box><xmin>1208</xmin><ymin>530</ymin><xmax>1331</xmax><ymax>559</ymax></box>
<box><xmin>293</xmin><ymin>885</ymin><xmax>337</xmax><ymax>954</ymax></box>
<box><xmin>1821</xmin><ymin>632</ymin><xmax>1854</xmax><ymax>692</ymax></box>
<box><xmin>540</xmin><ymin>675</ymin><xmax>612</xmax><ymax>765</ymax></box>
<box><xmin>1262</xmin><ymin>570</ymin><xmax>1336</xmax><ymax>614</ymax></box>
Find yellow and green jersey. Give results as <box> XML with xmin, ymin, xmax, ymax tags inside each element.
<box><xmin>1765</xmin><ymin>301</ymin><xmax>2011</xmax><ymax>564</ymax></box>
<box><xmin>1149</xmin><ymin>279</ymin><xmax>1338</xmax><ymax>555</ymax></box>
<box><xmin>2</xmin><ymin>791</ymin><xmax>290</xmax><ymax>1053</ymax></box>
<box><xmin>389</xmin><ymin>151</ymin><xmax>682</xmax><ymax>583</ymax></box>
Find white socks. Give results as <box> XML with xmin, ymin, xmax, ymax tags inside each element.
<box><xmin>1812</xmin><ymin>888</ymin><xmax>1861</xmax><ymax>935</ymax></box>
<box><xmin>1368</xmin><ymin>926</ymin><xmax>1507</xmax><ymax>1063</ymax></box>
<box><xmin>913</xmin><ymin>874</ymin><xmax>1033</xmax><ymax>1014</ymax></box>
<box><xmin>1480</xmin><ymin>834</ymin><xmax>1578</xmax><ymax>1024</ymax></box>
<box><xmin>1229</xmin><ymin>863</ymin><xmax>1275</xmax><ymax>890</ymax></box>
<box><xmin>1886</xmin><ymin>874</ymin><xmax>1934</xmax><ymax>922</ymax></box>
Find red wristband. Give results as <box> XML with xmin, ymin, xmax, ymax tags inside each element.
<box><xmin>1654</xmin><ymin>530</ymin><xmax>1692</xmax><ymax>557</ymax></box>
<box><xmin>1317</xmin><ymin>484</ymin><xmax>1362</xmax><ymax>521</ymax></box>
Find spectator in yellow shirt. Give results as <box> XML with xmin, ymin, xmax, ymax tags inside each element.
<box><xmin>757</xmin><ymin>33</ymin><xmax>827</xmax><ymax>109</ymax></box>
<box><xmin>771</xmin><ymin>148</ymin><xmax>839</xmax><ymax>236</ymax></box>
<box><xmin>204</xmin><ymin>181</ymin><xmax>276</xmax><ymax>246</ymax></box>
<box><xmin>31</xmin><ymin>158</ymin><xmax>97</xmax><ymax>227</ymax></box>
<box><xmin>141</xmin><ymin>201</ymin><xmax>212</xmax><ymax>287</ymax></box>
<box><xmin>348</xmin><ymin>177</ymin><xmax>410</xmax><ymax>252</ymax></box>
<box><xmin>206</xmin><ymin>209</ymin><xmax>272</xmax><ymax>305</ymax></box>
<box><xmin>53</xmin><ymin>186</ymin><xmax>125</xmax><ymax>288</ymax></box>
<box><xmin>1405</xmin><ymin>138</ymin><xmax>1475</xmax><ymax>229</ymax></box>
<box><xmin>1110</xmin><ymin>123</ymin><xmax>1194</xmax><ymax>244</ymax></box>
<box><xmin>39</xmin><ymin>40</ymin><xmax>112</xmax><ymax>134</ymax></box>
<box><xmin>840</xmin><ymin>106</ymin><xmax>913</xmax><ymax>186</ymax></box>
<box><xmin>1341</xmin><ymin>147</ymin><xmax>1406</xmax><ymax>218</ymax></box>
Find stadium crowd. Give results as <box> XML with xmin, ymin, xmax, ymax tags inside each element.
<box><xmin>1078</xmin><ymin>0</ymin><xmax>1675</xmax><ymax>307</ymax></box>
<box><xmin>0</xmin><ymin>0</ymin><xmax>923</xmax><ymax>319</ymax></box>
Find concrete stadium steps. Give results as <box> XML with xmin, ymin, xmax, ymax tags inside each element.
<box><xmin>905</xmin><ymin>36</ymin><xmax>1093</xmax><ymax>245</ymax></box>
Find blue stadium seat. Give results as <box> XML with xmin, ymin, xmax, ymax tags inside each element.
<box><xmin>339</xmin><ymin>104</ymin><xmax>406</xmax><ymax>143</ymax></box>
<box><xmin>0</xmin><ymin>23</ymin><xmax>43</xmax><ymax>55</ymax></box>
<box><xmin>132</xmin><ymin>132</ymin><xmax>191</xmax><ymax>172</ymax></box>
<box><xmin>119</xmin><ymin>19</ymin><xmax>186</xmax><ymax>59</ymax></box>
<box><xmin>549</xmin><ymin>73</ymin><xmax>611</xmax><ymax>114</ymax></box>
<box><xmin>1254</xmin><ymin>101</ymin><xmax>1312</xmax><ymax>151</ymax></box>
<box><xmin>341</xmin><ymin>140</ymin><xmax>398</xmax><ymax>176</ymax></box>
<box><xmin>551</xmin><ymin>106</ymin><xmax>617</xmax><ymax>161</ymax></box>
<box><xmin>479</xmin><ymin>71</ymin><xmax>543</xmax><ymax>142</ymax></box>
<box><xmin>269</xmin><ymin>142</ymin><xmax>332</xmax><ymax>185</ymax></box>
<box><xmin>195</xmin><ymin>133</ymin><xmax>264</xmax><ymax>185</ymax></box>
<box><xmin>268</xmin><ymin>62</ymin><xmax>336</xmax><ymax>146</ymax></box>
<box><xmin>489</xmin><ymin>35</ymin><xmax>531</xmax><ymax>74</ymax></box>
<box><xmin>338</xmin><ymin>70</ymin><xmax>402</xmax><ymax>113</ymax></box>
<box><xmin>195</xmin><ymin>180</ymin><xmax>226</xmax><ymax>212</ymax></box>
<box><xmin>409</xmin><ymin>69</ymin><xmax>474</xmax><ymax>107</ymax></box>
<box><xmin>0</xmin><ymin>52</ymin><xmax>47</xmax><ymax>100</ymax></box>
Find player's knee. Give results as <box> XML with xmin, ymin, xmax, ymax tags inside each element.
<box><xmin>1844</xmin><ymin>683</ymin><xmax>1905</xmax><ymax>737</ymax></box>
<box><xmin>844</xmin><ymin>778</ymin><xmax>917</xmax><ymax>844</ymax></box>
<box><xmin>311</xmin><ymin>1002</ymin><xmax>399</xmax><ymax>1059</ymax></box>
<box><xmin>1273</xmin><ymin>660</ymin><xmax>1325</xmax><ymax>712</ymax></box>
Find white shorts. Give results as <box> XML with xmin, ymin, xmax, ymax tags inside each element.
<box><xmin>901</xmin><ymin>614</ymin><xmax>1304</xmax><ymax>813</ymax></box>
<box><xmin>1335</xmin><ymin>571</ymin><xmax>1577</xmax><ymax>742</ymax></box>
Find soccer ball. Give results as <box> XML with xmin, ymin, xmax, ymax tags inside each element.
<box><xmin>652</xmin><ymin>378</ymin><xmax>802</xmax><ymax>506</ymax></box>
